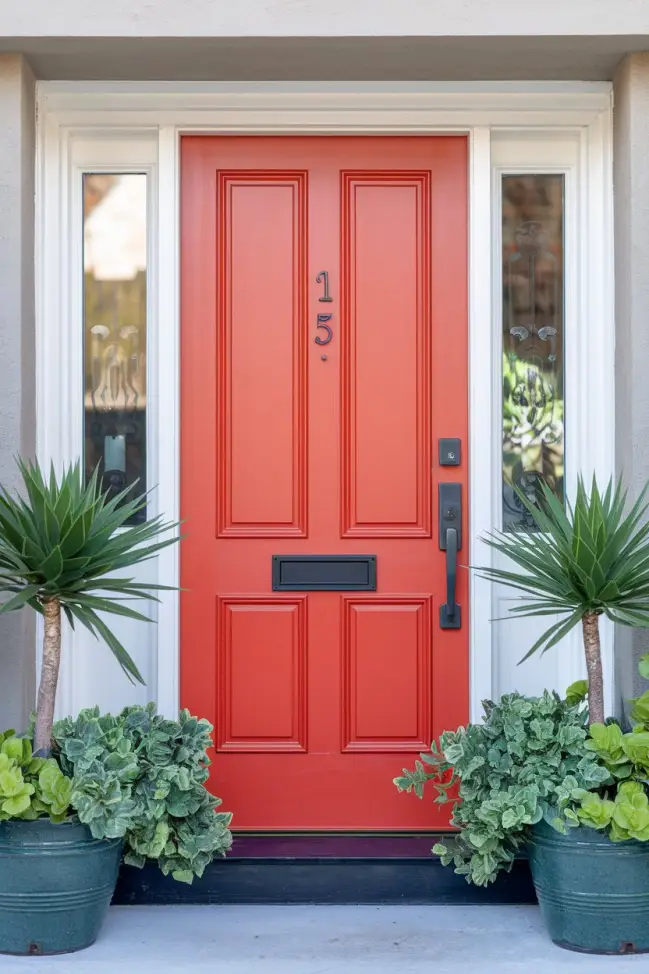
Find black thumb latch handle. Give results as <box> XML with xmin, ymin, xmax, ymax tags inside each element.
<box><xmin>444</xmin><ymin>527</ymin><xmax>458</xmax><ymax>620</ymax></box>
<box><xmin>439</xmin><ymin>481</ymin><xmax>462</xmax><ymax>630</ymax></box>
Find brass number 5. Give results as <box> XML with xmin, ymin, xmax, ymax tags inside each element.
<box><xmin>315</xmin><ymin>313</ymin><xmax>333</xmax><ymax>346</ymax></box>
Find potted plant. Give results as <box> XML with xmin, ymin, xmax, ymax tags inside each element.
<box><xmin>0</xmin><ymin>460</ymin><xmax>232</xmax><ymax>955</ymax></box>
<box><xmin>396</xmin><ymin>476</ymin><xmax>649</xmax><ymax>954</ymax></box>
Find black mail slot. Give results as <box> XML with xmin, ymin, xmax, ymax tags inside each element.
<box><xmin>272</xmin><ymin>555</ymin><xmax>377</xmax><ymax>591</ymax></box>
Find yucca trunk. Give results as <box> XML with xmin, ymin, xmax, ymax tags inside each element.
<box><xmin>582</xmin><ymin>611</ymin><xmax>605</xmax><ymax>725</ymax></box>
<box><xmin>33</xmin><ymin>598</ymin><xmax>62</xmax><ymax>755</ymax></box>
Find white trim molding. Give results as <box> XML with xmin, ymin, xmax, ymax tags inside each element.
<box><xmin>35</xmin><ymin>82</ymin><xmax>615</xmax><ymax>722</ymax></box>
<box><xmin>490</xmin><ymin>128</ymin><xmax>615</xmax><ymax>714</ymax></box>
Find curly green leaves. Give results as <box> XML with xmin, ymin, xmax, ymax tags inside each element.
<box><xmin>565</xmin><ymin>680</ymin><xmax>589</xmax><ymax>707</ymax></box>
<box><xmin>585</xmin><ymin>721</ymin><xmax>649</xmax><ymax>779</ymax></box>
<box><xmin>38</xmin><ymin>761</ymin><xmax>73</xmax><ymax>818</ymax></box>
<box><xmin>575</xmin><ymin>782</ymin><xmax>649</xmax><ymax>842</ymax></box>
<box><xmin>0</xmin><ymin>731</ymin><xmax>71</xmax><ymax>822</ymax></box>
<box><xmin>630</xmin><ymin>689</ymin><xmax>649</xmax><ymax>725</ymax></box>
<box><xmin>0</xmin><ymin>756</ymin><xmax>35</xmax><ymax>817</ymax></box>
<box><xmin>584</xmin><ymin>723</ymin><xmax>632</xmax><ymax>778</ymax></box>
<box><xmin>575</xmin><ymin>792</ymin><xmax>616</xmax><ymax>829</ymax></box>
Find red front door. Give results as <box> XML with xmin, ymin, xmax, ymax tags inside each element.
<box><xmin>181</xmin><ymin>136</ymin><xmax>468</xmax><ymax>830</ymax></box>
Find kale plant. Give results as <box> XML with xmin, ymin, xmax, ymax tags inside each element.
<box><xmin>394</xmin><ymin>690</ymin><xmax>609</xmax><ymax>886</ymax></box>
<box><xmin>53</xmin><ymin>704</ymin><xmax>232</xmax><ymax>883</ymax></box>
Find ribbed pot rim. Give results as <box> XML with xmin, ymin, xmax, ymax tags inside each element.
<box><xmin>530</xmin><ymin>819</ymin><xmax>649</xmax><ymax>852</ymax></box>
<box><xmin>0</xmin><ymin>818</ymin><xmax>122</xmax><ymax>850</ymax></box>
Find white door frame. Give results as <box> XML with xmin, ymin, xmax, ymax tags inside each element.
<box><xmin>35</xmin><ymin>81</ymin><xmax>615</xmax><ymax>722</ymax></box>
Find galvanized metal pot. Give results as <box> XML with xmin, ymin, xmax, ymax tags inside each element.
<box><xmin>528</xmin><ymin>819</ymin><xmax>649</xmax><ymax>954</ymax></box>
<box><xmin>0</xmin><ymin>818</ymin><xmax>122</xmax><ymax>955</ymax></box>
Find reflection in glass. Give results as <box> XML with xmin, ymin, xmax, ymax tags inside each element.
<box><xmin>83</xmin><ymin>173</ymin><xmax>147</xmax><ymax>523</ymax></box>
<box><xmin>502</xmin><ymin>174</ymin><xmax>564</xmax><ymax>530</ymax></box>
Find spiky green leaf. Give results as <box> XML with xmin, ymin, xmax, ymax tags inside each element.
<box><xmin>0</xmin><ymin>459</ymin><xmax>179</xmax><ymax>690</ymax></box>
<box><xmin>478</xmin><ymin>476</ymin><xmax>649</xmax><ymax>661</ymax></box>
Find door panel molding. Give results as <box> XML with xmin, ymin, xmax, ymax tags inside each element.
<box><xmin>215</xmin><ymin>595</ymin><xmax>308</xmax><ymax>753</ymax></box>
<box><xmin>340</xmin><ymin>170</ymin><xmax>432</xmax><ymax>538</ymax></box>
<box><xmin>216</xmin><ymin>169</ymin><xmax>308</xmax><ymax>538</ymax></box>
<box><xmin>341</xmin><ymin>595</ymin><xmax>433</xmax><ymax>753</ymax></box>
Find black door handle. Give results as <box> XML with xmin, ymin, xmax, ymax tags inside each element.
<box><xmin>442</xmin><ymin>527</ymin><xmax>459</xmax><ymax>625</ymax></box>
<box><xmin>439</xmin><ymin>483</ymin><xmax>462</xmax><ymax>630</ymax></box>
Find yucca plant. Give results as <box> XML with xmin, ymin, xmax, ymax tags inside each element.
<box><xmin>479</xmin><ymin>476</ymin><xmax>649</xmax><ymax>725</ymax></box>
<box><xmin>0</xmin><ymin>459</ymin><xmax>179</xmax><ymax>754</ymax></box>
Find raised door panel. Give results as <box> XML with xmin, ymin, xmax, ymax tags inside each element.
<box><xmin>341</xmin><ymin>596</ymin><xmax>432</xmax><ymax>752</ymax></box>
<box><xmin>216</xmin><ymin>596</ymin><xmax>308</xmax><ymax>752</ymax></box>
<box><xmin>217</xmin><ymin>172</ymin><xmax>308</xmax><ymax>537</ymax></box>
<box><xmin>341</xmin><ymin>173</ymin><xmax>431</xmax><ymax>538</ymax></box>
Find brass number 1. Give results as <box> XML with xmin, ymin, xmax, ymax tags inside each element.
<box><xmin>316</xmin><ymin>270</ymin><xmax>333</xmax><ymax>302</ymax></box>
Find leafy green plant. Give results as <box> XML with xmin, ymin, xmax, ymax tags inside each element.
<box><xmin>559</xmin><ymin>685</ymin><xmax>649</xmax><ymax>842</ymax></box>
<box><xmin>477</xmin><ymin>476</ymin><xmax>649</xmax><ymax>725</ymax></box>
<box><xmin>0</xmin><ymin>730</ymin><xmax>71</xmax><ymax>822</ymax></box>
<box><xmin>573</xmin><ymin>782</ymin><xmax>649</xmax><ymax>841</ymax></box>
<box><xmin>0</xmin><ymin>459</ymin><xmax>179</xmax><ymax>753</ymax></box>
<box><xmin>53</xmin><ymin>704</ymin><xmax>233</xmax><ymax>883</ymax></box>
<box><xmin>394</xmin><ymin>692</ymin><xmax>609</xmax><ymax>886</ymax></box>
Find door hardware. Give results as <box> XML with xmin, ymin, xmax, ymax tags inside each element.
<box><xmin>439</xmin><ymin>438</ymin><xmax>461</xmax><ymax>467</ymax></box>
<box><xmin>315</xmin><ymin>313</ymin><xmax>333</xmax><ymax>346</ymax></box>
<box><xmin>439</xmin><ymin>482</ymin><xmax>462</xmax><ymax>629</ymax></box>
<box><xmin>272</xmin><ymin>554</ymin><xmax>377</xmax><ymax>591</ymax></box>
<box><xmin>316</xmin><ymin>270</ymin><xmax>333</xmax><ymax>302</ymax></box>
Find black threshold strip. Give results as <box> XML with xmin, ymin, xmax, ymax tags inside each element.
<box><xmin>113</xmin><ymin>832</ymin><xmax>535</xmax><ymax>905</ymax></box>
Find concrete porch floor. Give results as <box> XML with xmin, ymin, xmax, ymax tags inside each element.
<box><xmin>1</xmin><ymin>905</ymin><xmax>647</xmax><ymax>973</ymax></box>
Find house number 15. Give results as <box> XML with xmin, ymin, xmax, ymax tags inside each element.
<box><xmin>315</xmin><ymin>271</ymin><xmax>333</xmax><ymax>346</ymax></box>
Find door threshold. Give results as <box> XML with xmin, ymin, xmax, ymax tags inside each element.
<box><xmin>228</xmin><ymin>832</ymin><xmax>446</xmax><ymax>858</ymax></box>
<box><xmin>113</xmin><ymin>832</ymin><xmax>534</xmax><ymax>906</ymax></box>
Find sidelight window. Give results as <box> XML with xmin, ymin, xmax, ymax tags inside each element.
<box><xmin>501</xmin><ymin>174</ymin><xmax>565</xmax><ymax>530</ymax></box>
<box><xmin>83</xmin><ymin>173</ymin><xmax>148</xmax><ymax>523</ymax></box>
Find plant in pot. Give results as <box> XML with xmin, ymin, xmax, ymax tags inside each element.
<box><xmin>395</xmin><ymin>476</ymin><xmax>649</xmax><ymax>954</ymax></box>
<box><xmin>0</xmin><ymin>460</ymin><xmax>232</xmax><ymax>956</ymax></box>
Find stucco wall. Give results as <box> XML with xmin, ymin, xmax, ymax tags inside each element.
<box><xmin>1</xmin><ymin>1</ymin><xmax>649</xmax><ymax>81</ymax></box>
<box><xmin>613</xmin><ymin>53</ymin><xmax>649</xmax><ymax>715</ymax></box>
<box><xmin>2</xmin><ymin>0</ymin><xmax>649</xmax><ymax>37</ymax></box>
<box><xmin>0</xmin><ymin>54</ymin><xmax>36</xmax><ymax>732</ymax></box>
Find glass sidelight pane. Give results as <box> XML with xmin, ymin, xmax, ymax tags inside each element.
<box><xmin>83</xmin><ymin>173</ymin><xmax>147</xmax><ymax>523</ymax></box>
<box><xmin>501</xmin><ymin>174</ymin><xmax>565</xmax><ymax>530</ymax></box>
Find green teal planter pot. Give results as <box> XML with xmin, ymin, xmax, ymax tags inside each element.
<box><xmin>528</xmin><ymin>820</ymin><xmax>649</xmax><ymax>954</ymax></box>
<box><xmin>0</xmin><ymin>818</ymin><xmax>122</xmax><ymax>955</ymax></box>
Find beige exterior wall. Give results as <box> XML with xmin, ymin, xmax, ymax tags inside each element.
<box><xmin>2</xmin><ymin>0</ymin><xmax>648</xmax><ymax>37</ymax></box>
<box><xmin>613</xmin><ymin>53</ymin><xmax>649</xmax><ymax>713</ymax></box>
<box><xmin>0</xmin><ymin>2</ymin><xmax>648</xmax><ymax>80</ymax></box>
<box><xmin>0</xmin><ymin>54</ymin><xmax>36</xmax><ymax>730</ymax></box>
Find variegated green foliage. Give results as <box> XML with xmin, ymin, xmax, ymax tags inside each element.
<box><xmin>0</xmin><ymin>731</ymin><xmax>71</xmax><ymax>822</ymax></box>
<box><xmin>478</xmin><ymin>476</ymin><xmax>649</xmax><ymax>660</ymax></box>
<box><xmin>53</xmin><ymin>704</ymin><xmax>233</xmax><ymax>883</ymax></box>
<box><xmin>393</xmin><ymin>692</ymin><xmax>609</xmax><ymax>886</ymax></box>
<box><xmin>0</xmin><ymin>459</ymin><xmax>178</xmax><ymax>683</ymax></box>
